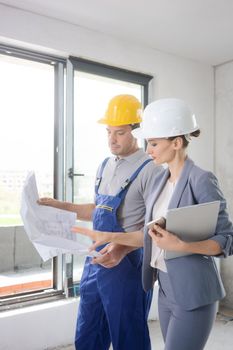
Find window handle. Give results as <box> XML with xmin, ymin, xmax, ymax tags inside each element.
<box><xmin>68</xmin><ymin>168</ymin><xmax>85</xmax><ymax>179</ymax></box>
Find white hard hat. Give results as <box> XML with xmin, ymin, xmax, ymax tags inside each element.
<box><xmin>132</xmin><ymin>98</ymin><xmax>199</xmax><ymax>139</ymax></box>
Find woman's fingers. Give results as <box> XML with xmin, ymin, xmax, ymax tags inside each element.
<box><xmin>153</xmin><ymin>224</ymin><xmax>166</xmax><ymax>235</ymax></box>
<box><xmin>71</xmin><ymin>226</ymin><xmax>110</xmax><ymax>246</ymax></box>
<box><xmin>71</xmin><ymin>226</ymin><xmax>95</xmax><ymax>239</ymax></box>
<box><xmin>149</xmin><ymin>224</ymin><xmax>164</xmax><ymax>238</ymax></box>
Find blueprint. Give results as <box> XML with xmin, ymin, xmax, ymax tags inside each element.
<box><xmin>20</xmin><ymin>172</ymin><xmax>99</xmax><ymax>261</ymax></box>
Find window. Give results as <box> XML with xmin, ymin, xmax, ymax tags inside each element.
<box><xmin>65</xmin><ymin>58</ymin><xmax>152</xmax><ymax>292</ymax></box>
<box><xmin>0</xmin><ymin>46</ymin><xmax>65</xmax><ymax>307</ymax></box>
<box><xmin>0</xmin><ymin>48</ymin><xmax>152</xmax><ymax>305</ymax></box>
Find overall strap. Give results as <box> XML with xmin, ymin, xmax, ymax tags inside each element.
<box><xmin>95</xmin><ymin>157</ymin><xmax>110</xmax><ymax>194</ymax></box>
<box><xmin>118</xmin><ymin>158</ymin><xmax>152</xmax><ymax>198</ymax></box>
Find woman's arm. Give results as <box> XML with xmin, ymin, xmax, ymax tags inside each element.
<box><xmin>181</xmin><ymin>239</ymin><xmax>222</xmax><ymax>255</ymax></box>
<box><xmin>71</xmin><ymin>226</ymin><xmax>143</xmax><ymax>248</ymax></box>
<box><xmin>191</xmin><ymin>171</ymin><xmax>233</xmax><ymax>257</ymax></box>
<box><xmin>149</xmin><ymin>224</ymin><xmax>222</xmax><ymax>255</ymax></box>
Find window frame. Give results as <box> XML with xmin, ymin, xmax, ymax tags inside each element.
<box><xmin>66</xmin><ymin>56</ymin><xmax>153</xmax><ymax>200</ymax></box>
<box><xmin>0</xmin><ymin>44</ymin><xmax>66</xmax><ymax>310</ymax></box>
<box><xmin>0</xmin><ymin>48</ymin><xmax>153</xmax><ymax>307</ymax></box>
<box><xmin>65</xmin><ymin>56</ymin><xmax>153</xmax><ymax>296</ymax></box>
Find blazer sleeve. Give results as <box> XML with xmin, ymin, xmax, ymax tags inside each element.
<box><xmin>191</xmin><ymin>170</ymin><xmax>233</xmax><ymax>257</ymax></box>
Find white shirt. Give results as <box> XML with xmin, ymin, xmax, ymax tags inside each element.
<box><xmin>150</xmin><ymin>180</ymin><xmax>176</xmax><ymax>272</ymax></box>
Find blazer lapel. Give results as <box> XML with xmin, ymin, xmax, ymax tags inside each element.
<box><xmin>144</xmin><ymin>158</ymin><xmax>195</xmax><ymax>280</ymax></box>
<box><xmin>147</xmin><ymin>167</ymin><xmax>170</xmax><ymax>222</ymax></box>
<box><xmin>144</xmin><ymin>167</ymin><xmax>169</xmax><ymax>267</ymax></box>
<box><xmin>168</xmin><ymin>157</ymin><xmax>195</xmax><ymax>209</ymax></box>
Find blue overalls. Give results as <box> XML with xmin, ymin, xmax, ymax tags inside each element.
<box><xmin>75</xmin><ymin>158</ymin><xmax>152</xmax><ymax>350</ymax></box>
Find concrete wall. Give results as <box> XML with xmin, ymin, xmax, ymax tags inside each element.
<box><xmin>215</xmin><ymin>61</ymin><xmax>233</xmax><ymax>308</ymax></box>
<box><xmin>0</xmin><ymin>226</ymin><xmax>49</xmax><ymax>273</ymax></box>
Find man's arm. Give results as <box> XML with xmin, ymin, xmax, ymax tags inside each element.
<box><xmin>38</xmin><ymin>198</ymin><xmax>95</xmax><ymax>221</ymax></box>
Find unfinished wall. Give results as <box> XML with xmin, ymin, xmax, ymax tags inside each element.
<box><xmin>0</xmin><ymin>226</ymin><xmax>47</xmax><ymax>273</ymax></box>
<box><xmin>215</xmin><ymin>62</ymin><xmax>233</xmax><ymax>309</ymax></box>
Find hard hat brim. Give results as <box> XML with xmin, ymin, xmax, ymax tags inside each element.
<box><xmin>97</xmin><ymin>118</ymin><xmax>138</xmax><ymax>126</ymax></box>
<box><xmin>132</xmin><ymin>126</ymin><xmax>199</xmax><ymax>139</ymax></box>
<box><xmin>132</xmin><ymin>127</ymin><xmax>146</xmax><ymax>138</ymax></box>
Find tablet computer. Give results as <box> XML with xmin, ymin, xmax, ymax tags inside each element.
<box><xmin>164</xmin><ymin>200</ymin><xmax>220</xmax><ymax>259</ymax></box>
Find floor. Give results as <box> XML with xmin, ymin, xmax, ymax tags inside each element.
<box><xmin>50</xmin><ymin>308</ymin><xmax>233</xmax><ymax>350</ymax></box>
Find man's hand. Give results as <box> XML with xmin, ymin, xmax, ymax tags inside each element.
<box><xmin>38</xmin><ymin>200</ymin><xmax>94</xmax><ymax>221</ymax></box>
<box><xmin>37</xmin><ymin>198</ymin><xmax>61</xmax><ymax>208</ymax></box>
<box><xmin>91</xmin><ymin>243</ymin><xmax>135</xmax><ymax>268</ymax></box>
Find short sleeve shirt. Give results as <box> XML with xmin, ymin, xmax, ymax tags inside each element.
<box><xmin>97</xmin><ymin>149</ymin><xmax>163</xmax><ymax>232</ymax></box>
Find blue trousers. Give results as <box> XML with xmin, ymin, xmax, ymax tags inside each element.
<box><xmin>75</xmin><ymin>256</ymin><xmax>152</xmax><ymax>350</ymax></box>
<box><xmin>158</xmin><ymin>271</ymin><xmax>217</xmax><ymax>350</ymax></box>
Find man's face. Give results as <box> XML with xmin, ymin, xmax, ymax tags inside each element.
<box><xmin>106</xmin><ymin>125</ymin><xmax>138</xmax><ymax>157</ymax></box>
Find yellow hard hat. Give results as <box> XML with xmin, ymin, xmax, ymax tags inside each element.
<box><xmin>98</xmin><ymin>94</ymin><xmax>142</xmax><ymax>126</ymax></box>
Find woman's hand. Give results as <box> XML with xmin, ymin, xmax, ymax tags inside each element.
<box><xmin>148</xmin><ymin>224</ymin><xmax>183</xmax><ymax>251</ymax></box>
<box><xmin>71</xmin><ymin>226</ymin><xmax>111</xmax><ymax>249</ymax></box>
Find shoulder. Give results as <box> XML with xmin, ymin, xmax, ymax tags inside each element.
<box><xmin>96</xmin><ymin>156</ymin><xmax>114</xmax><ymax>176</ymax></box>
<box><xmin>139</xmin><ymin>158</ymin><xmax>164</xmax><ymax>179</ymax></box>
<box><xmin>188</xmin><ymin>162</ymin><xmax>216</xmax><ymax>184</ymax></box>
<box><xmin>188</xmin><ymin>162</ymin><xmax>223</xmax><ymax>202</ymax></box>
<box><xmin>136</xmin><ymin>160</ymin><xmax>165</xmax><ymax>196</ymax></box>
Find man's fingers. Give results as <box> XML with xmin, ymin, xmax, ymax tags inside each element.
<box><xmin>91</xmin><ymin>252</ymin><xmax>110</xmax><ymax>265</ymax></box>
<box><xmin>89</xmin><ymin>241</ymin><xmax>102</xmax><ymax>251</ymax></box>
<box><xmin>37</xmin><ymin>198</ymin><xmax>48</xmax><ymax>205</ymax></box>
<box><xmin>99</xmin><ymin>245</ymin><xmax>108</xmax><ymax>254</ymax></box>
<box><xmin>37</xmin><ymin>197</ymin><xmax>53</xmax><ymax>204</ymax></box>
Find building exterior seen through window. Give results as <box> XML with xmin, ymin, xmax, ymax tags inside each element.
<box><xmin>0</xmin><ymin>53</ymin><xmax>54</xmax><ymax>297</ymax></box>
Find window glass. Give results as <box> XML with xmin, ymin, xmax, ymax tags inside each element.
<box><xmin>72</xmin><ymin>71</ymin><xmax>142</xmax><ymax>283</ymax></box>
<box><xmin>0</xmin><ymin>54</ymin><xmax>54</xmax><ymax>296</ymax></box>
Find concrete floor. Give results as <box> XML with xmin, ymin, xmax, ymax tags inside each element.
<box><xmin>51</xmin><ymin>309</ymin><xmax>233</xmax><ymax>350</ymax></box>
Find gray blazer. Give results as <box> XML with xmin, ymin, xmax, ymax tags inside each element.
<box><xmin>143</xmin><ymin>158</ymin><xmax>233</xmax><ymax>310</ymax></box>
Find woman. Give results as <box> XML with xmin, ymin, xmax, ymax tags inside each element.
<box><xmin>72</xmin><ymin>98</ymin><xmax>233</xmax><ymax>350</ymax></box>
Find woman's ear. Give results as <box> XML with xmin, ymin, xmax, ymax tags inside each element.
<box><xmin>173</xmin><ymin>136</ymin><xmax>183</xmax><ymax>150</ymax></box>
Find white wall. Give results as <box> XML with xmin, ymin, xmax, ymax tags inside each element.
<box><xmin>0</xmin><ymin>4</ymin><xmax>214</xmax><ymax>349</ymax></box>
<box><xmin>0</xmin><ymin>292</ymin><xmax>159</xmax><ymax>350</ymax></box>
<box><xmin>0</xmin><ymin>299</ymin><xmax>79</xmax><ymax>350</ymax></box>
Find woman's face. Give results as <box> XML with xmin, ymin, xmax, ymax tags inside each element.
<box><xmin>146</xmin><ymin>138</ymin><xmax>176</xmax><ymax>165</ymax></box>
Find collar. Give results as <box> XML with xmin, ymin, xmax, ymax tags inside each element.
<box><xmin>114</xmin><ymin>148</ymin><xmax>145</xmax><ymax>163</ymax></box>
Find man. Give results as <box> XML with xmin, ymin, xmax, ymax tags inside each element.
<box><xmin>39</xmin><ymin>94</ymin><xmax>162</xmax><ymax>350</ymax></box>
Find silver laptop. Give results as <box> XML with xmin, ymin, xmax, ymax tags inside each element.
<box><xmin>164</xmin><ymin>200</ymin><xmax>220</xmax><ymax>259</ymax></box>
